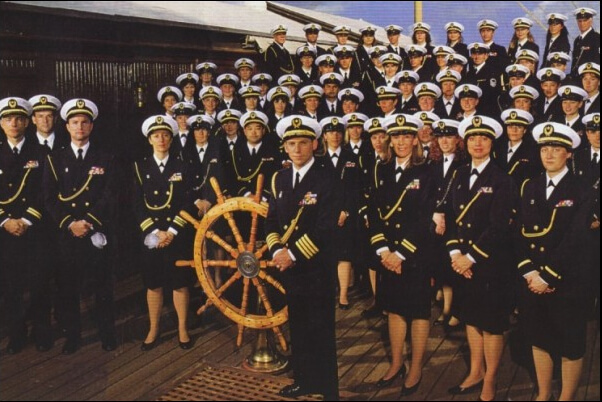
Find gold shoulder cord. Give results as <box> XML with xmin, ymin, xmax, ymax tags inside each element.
<box><xmin>378</xmin><ymin>190</ymin><xmax>408</xmax><ymax>221</ymax></box>
<box><xmin>455</xmin><ymin>192</ymin><xmax>482</xmax><ymax>224</ymax></box>
<box><xmin>0</xmin><ymin>169</ymin><xmax>32</xmax><ymax>205</ymax></box>
<box><xmin>232</xmin><ymin>150</ymin><xmax>264</xmax><ymax>182</ymax></box>
<box><xmin>59</xmin><ymin>174</ymin><xmax>94</xmax><ymax>202</ymax></box>
<box><xmin>521</xmin><ymin>208</ymin><xmax>558</xmax><ymax>238</ymax></box>
<box><xmin>144</xmin><ymin>182</ymin><xmax>174</xmax><ymax>211</ymax></box>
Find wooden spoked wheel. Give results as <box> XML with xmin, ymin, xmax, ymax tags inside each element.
<box><xmin>177</xmin><ymin>175</ymin><xmax>288</xmax><ymax>351</ymax></box>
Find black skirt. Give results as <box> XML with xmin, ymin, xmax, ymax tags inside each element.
<box><xmin>140</xmin><ymin>235</ymin><xmax>195</xmax><ymax>290</ymax></box>
<box><xmin>376</xmin><ymin>260</ymin><xmax>431</xmax><ymax>319</ymax></box>
<box><xmin>520</xmin><ymin>286</ymin><xmax>587</xmax><ymax>359</ymax></box>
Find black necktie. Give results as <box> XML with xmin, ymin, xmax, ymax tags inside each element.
<box><xmin>508</xmin><ymin>148</ymin><xmax>513</xmax><ymax>154</ymax></box>
<box><xmin>471</xmin><ymin>168</ymin><xmax>479</xmax><ymax>177</ymax></box>
<box><xmin>251</xmin><ymin>147</ymin><xmax>257</xmax><ymax>156</ymax></box>
<box><xmin>229</xmin><ymin>141</ymin><xmax>235</xmax><ymax>150</ymax></box>
<box><xmin>199</xmin><ymin>147</ymin><xmax>205</xmax><ymax>154</ymax></box>
<box><xmin>423</xmin><ymin>145</ymin><xmax>430</xmax><ymax>153</ymax></box>
<box><xmin>43</xmin><ymin>139</ymin><xmax>50</xmax><ymax>151</ymax></box>
<box><xmin>344</xmin><ymin>72</ymin><xmax>348</xmax><ymax>80</ymax></box>
<box><xmin>592</xmin><ymin>152</ymin><xmax>598</xmax><ymax>165</ymax></box>
<box><xmin>547</xmin><ymin>180</ymin><xmax>555</xmax><ymax>188</ymax></box>
<box><xmin>395</xmin><ymin>166</ymin><xmax>403</xmax><ymax>182</ymax></box>
<box><xmin>159</xmin><ymin>162</ymin><xmax>165</xmax><ymax>173</ymax></box>
<box><xmin>401</xmin><ymin>100</ymin><xmax>406</xmax><ymax>109</ymax></box>
<box><xmin>331</xmin><ymin>153</ymin><xmax>338</xmax><ymax>159</ymax></box>
<box><xmin>353</xmin><ymin>145</ymin><xmax>359</xmax><ymax>154</ymax></box>
<box><xmin>77</xmin><ymin>148</ymin><xmax>83</xmax><ymax>162</ymax></box>
<box><xmin>294</xmin><ymin>171</ymin><xmax>300</xmax><ymax>189</ymax></box>
<box><xmin>12</xmin><ymin>146</ymin><xmax>19</xmax><ymax>156</ymax></box>
<box><xmin>331</xmin><ymin>103</ymin><xmax>335</xmax><ymax>113</ymax></box>
<box><xmin>226</xmin><ymin>102</ymin><xmax>230</xmax><ymax>108</ymax></box>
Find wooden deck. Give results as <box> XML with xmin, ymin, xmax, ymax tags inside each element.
<box><xmin>0</xmin><ymin>276</ymin><xmax>599</xmax><ymax>401</ymax></box>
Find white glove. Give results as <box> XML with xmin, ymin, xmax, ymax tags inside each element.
<box><xmin>144</xmin><ymin>232</ymin><xmax>160</xmax><ymax>249</ymax></box>
<box><xmin>91</xmin><ymin>232</ymin><xmax>107</xmax><ymax>249</ymax></box>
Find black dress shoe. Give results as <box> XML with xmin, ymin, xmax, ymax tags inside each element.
<box><xmin>361</xmin><ymin>306</ymin><xmax>382</xmax><ymax>319</ymax></box>
<box><xmin>338</xmin><ymin>302</ymin><xmax>350</xmax><ymax>310</ymax></box>
<box><xmin>62</xmin><ymin>337</ymin><xmax>79</xmax><ymax>355</ymax></box>
<box><xmin>375</xmin><ymin>365</ymin><xmax>406</xmax><ymax>388</ymax></box>
<box><xmin>140</xmin><ymin>338</ymin><xmax>159</xmax><ymax>352</ymax></box>
<box><xmin>179</xmin><ymin>340</ymin><xmax>192</xmax><ymax>350</ymax></box>
<box><xmin>101</xmin><ymin>336</ymin><xmax>117</xmax><ymax>352</ymax></box>
<box><xmin>36</xmin><ymin>337</ymin><xmax>53</xmax><ymax>352</ymax></box>
<box><xmin>448</xmin><ymin>379</ymin><xmax>483</xmax><ymax>395</ymax></box>
<box><xmin>399</xmin><ymin>376</ymin><xmax>422</xmax><ymax>397</ymax></box>
<box><xmin>6</xmin><ymin>337</ymin><xmax>26</xmax><ymax>354</ymax></box>
<box><xmin>278</xmin><ymin>383</ymin><xmax>313</xmax><ymax>398</ymax></box>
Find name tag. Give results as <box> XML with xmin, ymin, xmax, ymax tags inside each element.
<box><xmin>169</xmin><ymin>172</ymin><xmax>183</xmax><ymax>182</ymax></box>
<box><xmin>89</xmin><ymin>166</ymin><xmax>105</xmax><ymax>175</ymax></box>
<box><xmin>24</xmin><ymin>160</ymin><xmax>39</xmax><ymax>169</ymax></box>
<box><xmin>261</xmin><ymin>157</ymin><xmax>274</xmax><ymax>162</ymax></box>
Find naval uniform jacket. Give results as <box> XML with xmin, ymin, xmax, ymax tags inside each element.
<box><xmin>444</xmin><ymin>161</ymin><xmax>517</xmax><ymax>332</ymax></box>
<box><xmin>226</xmin><ymin>140</ymin><xmax>282</xmax><ymax>199</ymax></box>
<box><xmin>263</xmin><ymin>42</ymin><xmax>295</xmax><ymax>81</ymax></box>
<box><xmin>572</xmin><ymin>29</ymin><xmax>601</xmax><ymax>77</ymax></box>
<box><xmin>516</xmin><ymin>172</ymin><xmax>590</xmax><ymax>358</ymax></box>
<box><xmin>367</xmin><ymin>160</ymin><xmax>431</xmax><ymax>317</ymax></box>
<box><xmin>493</xmin><ymin>138</ymin><xmax>542</xmax><ymax>187</ymax></box>
<box><xmin>43</xmin><ymin>143</ymin><xmax>117</xmax><ymax>234</ymax></box>
<box><xmin>0</xmin><ymin>137</ymin><xmax>45</xmax><ymax>228</ymax></box>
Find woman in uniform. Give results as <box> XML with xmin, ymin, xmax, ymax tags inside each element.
<box><xmin>318</xmin><ymin>116</ymin><xmax>360</xmax><ymax>309</ymax></box>
<box><xmin>133</xmin><ymin>115</ymin><xmax>194</xmax><ymax>351</ymax></box>
<box><xmin>445</xmin><ymin>116</ymin><xmax>517</xmax><ymax>402</ymax></box>
<box><xmin>368</xmin><ymin>114</ymin><xmax>430</xmax><ymax>397</ymax></box>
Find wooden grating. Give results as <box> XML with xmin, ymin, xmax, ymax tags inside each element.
<box><xmin>157</xmin><ymin>364</ymin><xmax>322</xmax><ymax>401</ymax></box>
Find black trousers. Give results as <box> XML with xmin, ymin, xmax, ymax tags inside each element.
<box><xmin>285</xmin><ymin>267</ymin><xmax>339</xmax><ymax>401</ymax></box>
<box><xmin>0</xmin><ymin>229</ymin><xmax>51</xmax><ymax>340</ymax></box>
<box><xmin>57</xmin><ymin>234</ymin><xmax>115</xmax><ymax>340</ymax></box>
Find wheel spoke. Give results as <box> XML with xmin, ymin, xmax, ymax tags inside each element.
<box><xmin>237</xmin><ymin>278</ymin><xmax>251</xmax><ymax>347</ymax></box>
<box><xmin>175</xmin><ymin>260</ymin><xmax>195</xmax><ymax>268</ymax></box>
<box><xmin>272</xmin><ymin>325</ymin><xmax>288</xmax><ymax>351</ymax></box>
<box><xmin>206</xmin><ymin>230</ymin><xmax>239</xmax><ymax>258</ymax></box>
<box><xmin>247</xmin><ymin>174</ymin><xmax>264</xmax><ymax>253</ymax></box>
<box><xmin>254</xmin><ymin>243</ymin><xmax>269</xmax><ymax>260</ymax></box>
<box><xmin>252</xmin><ymin>277</ymin><xmax>277</xmax><ymax>318</ymax></box>
<box><xmin>179</xmin><ymin>210</ymin><xmax>200</xmax><ymax>228</ymax></box>
<box><xmin>223</xmin><ymin>211</ymin><xmax>246</xmax><ymax>252</ymax></box>
<box><xmin>258</xmin><ymin>271</ymin><xmax>286</xmax><ymax>295</ymax></box>
<box><xmin>203</xmin><ymin>259</ymin><xmax>237</xmax><ymax>269</ymax></box>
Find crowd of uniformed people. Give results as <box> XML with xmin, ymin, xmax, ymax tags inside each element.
<box><xmin>0</xmin><ymin>6</ymin><xmax>600</xmax><ymax>401</ymax></box>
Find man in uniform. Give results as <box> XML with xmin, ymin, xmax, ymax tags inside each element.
<box><xmin>476</xmin><ymin>19</ymin><xmax>510</xmax><ymax>76</ymax></box>
<box><xmin>43</xmin><ymin>99</ymin><xmax>117</xmax><ymax>354</ymax></box>
<box><xmin>318</xmin><ymin>73</ymin><xmax>344</xmax><ymax>117</ymax></box>
<box><xmin>170</xmin><ymin>101</ymin><xmax>196</xmax><ymax>159</ymax></box>
<box><xmin>28</xmin><ymin>94</ymin><xmax>66</xmax><ymax>153</ymax></box>
<box><xmin>303</xmin><ymin>23</ymin><xmax>327</xmax><ymax>57</ymax></box>
<box><xmin>536</xmin><ymin>67</ymin><xmax>566</xmax><ymax>123</ymax></box>
<box><xmin>434</xmin><ymin>69</ymin><xmax>462</xmax><ymax>120</ymax></box>
<box><xmin>267</xmin><ymin>115</ymin><xmax>339</xmax><ymax>400</ymax></box>
<box><xmin>571</xmin><ymin>7</ymin><xmax>600</xmax><ymax>78</ymax></box>
<box><xmin>466</xmin><ymin>42</ymin><xmax>501</xmax><ymax>118</ymax></box>
<box><xmin>263</xmin><ymin>24</ymin><xmax>295</xmax><ymax>82</ymax></box>
<box><xmin>0</xmin><ymin>97</ymin><xmax>51</xmax><ymax>353</ymax></box>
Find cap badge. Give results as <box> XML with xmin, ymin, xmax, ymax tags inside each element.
<box><xmin>260</xmin><ymin>74</ymin><xmax>265</xmax><ymax>79</ymax></box>
<box><xmin>519</xmin><ymin>86</ymin><xmax>526</xmax><ymax>93</ymax></box>
<box><xmin>564</xmin><ymin>87</ymin><xmax>571</xmax><ymax>95</ymax></box>
<box><xmin>250</xmin><ymin>112</ymin><xmax>256</xmax><ymax>118</ymax></box>
<box><xmin>546</xmin><ymin>70</ymin><xmax>552</xmax><ymax>76</ymax></box>
<box><xmin>330</xmin><ymin>74</ymin><xmax>335</xmax><ymax>80</ymax></box>
<box><xmin>510</xmin><ymin>111</ymin><xmax>518</xmax><ymax>119</ymax></box>
<box><xmin>351</xmin><ymin>114</ymin><xmax>357</xmax><ymax>121</ymax></box>
<box><xmin>379</xmin><ymin>87</ymin><xmax>385</xmax><ymax>94</ymax></box>
<box><xmin>345</xmin><ymin>89</ymin><xmax>351</xmax><ymax>95</ymax></box>
<box><xmin>472</xmin><ymin>116</ymin><xmax>482</xmax><ymax>127</ymax></box>
<box><xmin>156</xmin><ymin>116</ymin><xmax>164</xmax><ymax>124</ymax></box>
<box><xmin>196</xmin><ymin>116</ymin><xmax>203</xmax><ymax>123</ymax></box>
<box><xmin>166</xmin><ymin>87</ymin><xmax>172</xmax><ymax>92</ymax></box>
<box><xmin>292</xmin><ymin>117</ymin><xmax>302</xmax><ymax>128</ymax></box>
<box><xmin>372</xmin><ymin>119</ymin><xmax>380</xmax><ymax>127</ymax></box>
<box><xmin>276</xmin><ymin>88</ymin><xmax>283</xmax><ymax>94</ymax></box>
<box><xmin>225</xmin><ymin>110</ymin><xmax>232</xmax><ymax>117</ymax></box>
<box><xmin>544</xmin><ymin>124</ymin><xmax>554</xmax><ymax>136</ymax></box>
<box><xmin>40</xmin><ymin>96</ymin><xmax>47</xmax><ymax>104</ymax></box>
<box><xmin>421</xmin><ymin>112</ymin><xmax>427</xmax><ymax>120</ymax></box>
<box><xmin>593</xmin><ymin>115</ymin><xmax>600</xmax><ymax>124</ymax></box>
<box><xmin>187</xmin><ymin>73</ymin><xmax>192</xmax><ymax>79</ymax></box>
<box><xmin>396</xmin><ymin>115</ymin><xmax>406</xmax><ymax>126</ymax></box>
<box><xmin>76</xmin><ymin>99</ymin><xmax>85</xmax><ymax>108</ymax></box>
<box><xmin>208</xmin><ymin>87</ymin><xmax>214</xmax><ymax>93</ymax></box>
<box><xmin>179</xmin><ymin>103</ymin><xmax>185</xmax><ymax>109</ymax></box>
<box><xmin>438</xmin><ymin>121</ymin><xmax>446</xmax><ymax>130</ymax></box>
<box><xmin>332</xmin><ymin>118</ymin><xmax>339</xmax><ymax>125</ymax></box>
<box><xmin>463</xmin><ymin>86</ymin><xmax>469</xmax><ymax>93</ymax></box>
<box><xmin>8</xmin><ymin>99</ymin><xmax>17</xmax><ymax>108</ymax></box>
<box><xmin>421</xmin><ymin>84</ymin><xmax>427</xmax><ymax>91</ymax></box>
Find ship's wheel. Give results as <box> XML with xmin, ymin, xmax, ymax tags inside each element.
<box><xmin>177</xmin><ymin>175</ymin><xmax>288</xmax><ymax>351</ymax></box>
